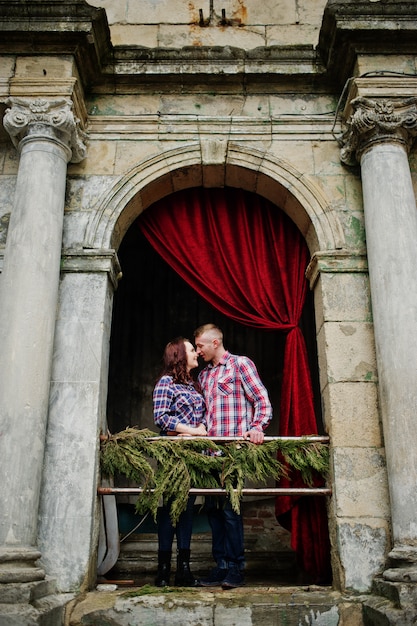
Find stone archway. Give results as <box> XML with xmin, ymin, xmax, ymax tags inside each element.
<box><xmin>84</xmin><ymin>141</ymin><xmax>346</xmax><ymax>254</ymax></box>
<box><xmin>105</xmin><ymin>189</ymin><xmax>321</xmax><ymax>437</ymax></box>
<box><xmin>87</xmin><ymin>138</ymin><xmax>345</xmax><ymax>453</ymax></box>
<box><xmin>86</xmin><ymin>142</ymin><xmax>344</xmax><ymax>585</ymax></box>
<box><xmin>39</xmin><ymin>141</ymin><xmax>350</xmax><ymax>592</ymax></box>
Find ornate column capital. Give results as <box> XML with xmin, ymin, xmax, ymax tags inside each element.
<box><xmin>3</xmin><ymin>97</ymin><xmax>87</xmax><ymax>163</ymax></box>
<box><xmin>340</xmin><ymin>96</ymin><xmax>417</xmax><ymax>166</ymax></box>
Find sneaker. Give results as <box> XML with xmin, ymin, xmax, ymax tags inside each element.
<box><xmin>198</xmin><ymin>566</ymin><xmax>228</xmax><ymax>587</ymax></box>
<box><xmin>221</xmin><ymin>566</ymin><xmax>244</xmax><ymax>589</ymax></box>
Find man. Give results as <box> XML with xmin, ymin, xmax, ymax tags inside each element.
<box><xmin>194</xmin><ymin>323</ymin><xmax>272</xmax><ymax>589</ymax></box>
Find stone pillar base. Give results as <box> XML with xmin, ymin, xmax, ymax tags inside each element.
<box><xmin>384</xmin><ymin>546</ymin><xmax>417</xmax><ymax>583</ymax></box>
<box><xmin>367</xmin><ymin>577</ymin><xmax>417</xmax><ymax>619</ymax></box>
<box><xmin>361</xmin><ymin>547</ymin><xmax>417</xmax><ymax>623</ymax></box>
<box><xmin>0</xmin><ymin>546</ymin><xmax>45</xmax><ymax>583</ymax></box>
<box><xmin>1</xmin><ymin>576</ymin><xmax>57</xmax><ymax>603</ymax></box>
<box><xmin>0</xmin><ymin>577</ymin><xmax>74</xmax><ymax>626</ymax></box>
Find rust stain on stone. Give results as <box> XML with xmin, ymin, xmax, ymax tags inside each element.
<box><xmin>232</xmin><ymin>0</ymin><xmax>247</xmax><ymax>24</ymax></box>
<box><xmin>189</xmin><ymin>22</ymin><xmax>203</xmax><ymax>46</ymax></box>
<box><xmin>188</xmin><ymin>3</ymin><xmax>203</xmax><ymax>45</ymax></box>
<box><xmin>188</xmin><ymin>2</ymin><xmax>199</xmax><ymax>24</ymax></box>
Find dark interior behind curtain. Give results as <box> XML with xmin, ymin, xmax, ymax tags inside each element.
<box><xmin>138</xmin><ymin>186</ymin><xmax>331</xmax><ymax>583</ymax></box>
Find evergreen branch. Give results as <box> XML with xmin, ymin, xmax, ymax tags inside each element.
<box><xmin>100</xmin><ymin>428</ymin><xmax>330</xmax><ymax>522</ymax></box>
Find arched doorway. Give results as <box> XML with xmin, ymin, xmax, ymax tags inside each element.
<box><xmin>105</xmin><ymin>185</ymin><xmax>325</xmax><ymax>585</ymax></box>
<box><xmin>40</xmin><ymin>145</ymin><xmax>345</xmax><ymax>592</ymax></box>
<box><xmin>106</xmin><ymin>210</ymin><xmax>321</xmax><ymax>436</ymax></box>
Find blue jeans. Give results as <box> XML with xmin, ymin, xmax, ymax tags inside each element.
<box><xmin>157</xmin><ymin>495</ymin><xmax>196</xmax><ymax>551</ymax></box>
<box><xmin>205</xmin><ymin>496</ymin><xmax>245</xmax><ymax>570</ymax></box>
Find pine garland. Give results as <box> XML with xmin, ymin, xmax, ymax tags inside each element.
<box><xmin>100</xmin><ymin>428</ymin><xmax>329</xmax><ymax>525</ymax></box>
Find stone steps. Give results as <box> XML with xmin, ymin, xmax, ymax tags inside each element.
<box><xmin>110</xmin><ymin>533</ymin><xmax>298</xmax><ymax>582</ymax></box>
<box><xmin>88</xmin><ymin>531</ymin><xmax>361</xmax><ymax>626</ymax></box>
<box><xmin>361</xmin><ymin>577</ymin><xmax>417</xmax><ymax>626</ymax></box>
<box><xmin>67</xmin><ymin>585</ymin><xmax>363</xmax><ymax>626</ymax></box>
<box><xmin>0</xmin><ymin>578</ymin><xmax>74</xmax><ymax>626</ymax></box>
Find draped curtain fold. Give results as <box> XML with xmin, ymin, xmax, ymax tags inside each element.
<box><xmin>138</xmin><ymin>187</ymin><xmax>330</xmax><ymax>583</ymax></box>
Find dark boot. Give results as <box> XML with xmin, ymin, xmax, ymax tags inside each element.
<box><xmin>155</xmin><ymin>550</ymin><xmax>171</xmax><ymax>587</ymax></box>
<box><xmin>174</xmin><ymin>548</ymin><xmax>198</xmax><ymax>587</ymax></box>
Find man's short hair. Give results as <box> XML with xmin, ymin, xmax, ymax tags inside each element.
<box><xmin>194</xmin><ymin>323</ymin><xmax>223</xmax><ymax>342</ymax></box>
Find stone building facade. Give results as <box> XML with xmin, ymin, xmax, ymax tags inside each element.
<box><xmin>1</xmin><ymin>0</ymin><xmax>417</xmax><ymax>622</ymax></box>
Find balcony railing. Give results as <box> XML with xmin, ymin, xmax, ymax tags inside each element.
<box><xmin>98</xmin><ymin>434</ymin><xmax>331</xmax><ymax>498</ymax></box>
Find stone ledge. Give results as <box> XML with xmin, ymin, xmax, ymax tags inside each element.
<box><xmin>113</xmin><ymin>44</ymin><xmax>317</xmax><ymax>62</ymax></box>
<box><xmin>104</xmin><ymin>45</ymin><xmax>324</xmax><ymax>87</ymax></box>
<box><xmin>372</xmin><ymin>577</ymin><xmax>417</xmax><ymax>610</ymax></box>
<box><xmin>362</xmin><ymin>594</ymin><xmax>417</xmax><ymax>626</ymax></box>
<box><xmin>61</xmin><ymin>248</ymin><xmax>122</xmax><ymax>289</ymax></box>
<box><xmin>306</xmin><ymin>250</ymin><xmax>368</xmax><ymax>289</ymax></box>
<box><xmin>319</xmin><ymin>0</ymin><xmax>417</xmax><ymax>88</ymax></box>
<box><xmin>67</xmin><ymin>586</ymin><xmax>364</xmax><ymax>626</ymax></box>
<box><xmin>0</xmin><ymin>594</ymin><xmax>74</xmax><ymax>626</ymax></box>
<box><xmin>0</xmin><ymin>577</ymin><xmax>58</xmax><ymax>604</ymax></box>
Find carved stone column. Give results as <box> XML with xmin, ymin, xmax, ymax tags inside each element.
<box><xmin>0</xmin><ymin>97</ymin><xmax>86</xmax><ymax>582</ymax></box>
<box><xmin>341</xmin><ymin>96</ymin><xmax>417</xmax><ymax>580</ymax></box>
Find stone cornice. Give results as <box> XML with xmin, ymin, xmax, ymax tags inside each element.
<box><xmin>8</xmin><ymin>77</ymin><xmax>88</xmax><ymax>130</ymax></box>
<box><xmin>0</xmin><ymin>0</ymin><xmax>112</xmax><ymax>89</ymax></box>
<box><xmin>0</xmin><ymin>248</ymin><xmax>122</xmax><ymax>289</ymax></box>
<box><xmin>0</xmin><ymin>2</ymin><xmax>325</xmax><ymax>90</ymax></box>
<box><xmin>344</xmin><ymin>77</ymin><xmax>417</xmax><ymax>109</ymax></box>
<box><xmin>86</xmin><ymin>113</ymin><xmax>340</xmax><ymax>141</ymax></box>
<box><xmin>340</xmin><ymin>96</ymin><xmax>417</xmax><ymax>166</ymax></box>
<box><xmin>319</xmin><ymin>1</ymin><xmax>417</xmax><ymax>88</ymax></box>
<box><xmin>105</xmin><ymin>45</ymin><xmax>324</xmax><ymax>84</ymax></box>
<box><xmin>61</xmin><ymin>249</ymin><xmax>122</xmax><ymax>290</ymax></box>
<box><xmin>306</xmin><ymin>250</ymin><xmax>368</xmax><ymax>289</ymax></box>
<box><xmin>1</xmin><ymin>1</ymin><xmax>417</xmax><ymax>95</ymax></box>
<box><xmin>3</xmin><ymin>97</ymin><xmax>87</xmax><ymax>163</ymax></box>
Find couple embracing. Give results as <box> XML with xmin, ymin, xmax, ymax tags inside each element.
<box><xmin>152</xmin><ymin>323</ymin><xmax>272</xmax><ymax>589</ymax></box>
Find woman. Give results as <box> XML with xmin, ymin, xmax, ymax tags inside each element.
<box><xmin>153</xmin><ymin>337</ymin><xmax>207</xmax><ymax>587</ymax></box>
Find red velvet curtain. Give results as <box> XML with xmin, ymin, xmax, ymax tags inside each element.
<box><xmin>138</xmin><ymin>187</ymin><xmax>330</xmax><ymax>583</ymax></box>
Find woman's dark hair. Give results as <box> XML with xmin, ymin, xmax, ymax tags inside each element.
<box><xmin>159</xmin><ymin>337</ymin><xmax>192</xmax><ymax>385</ymax></box>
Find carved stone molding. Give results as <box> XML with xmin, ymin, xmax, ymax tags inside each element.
<box><xmin>305</xmin><ymin>249</ymin><xmax>368</xmax><ymax>289</ymax></box>
<box><xmin>61</xmin><ymin>248</ymin><xmax>122</xmax><ymax>291</ymax></box>
<box><xmin>340</xmin><ymin>96</ymin><xmax>417</xmax><ymax>166</ymax></box>
<box><xmin>3</xmin><ymin>97</ymin><xmax>87</xmax><ymax>163</ymax></box>
<box><xmin>0</xmin><ymin>546</ymin><xmax>45</xmax><ymax>583</ymax></box>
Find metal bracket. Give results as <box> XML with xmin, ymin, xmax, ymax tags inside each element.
<box><xmin>199</xmin><ymin>0</ymin><xmax>235</xmax><ymax>27</ymax></box>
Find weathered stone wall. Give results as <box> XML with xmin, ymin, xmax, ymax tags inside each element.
<box><xmin>87</xmin><ymin>0</ymin><xmax>328</xmax><ymax>48</ymax></box>
<box><xmin>0</xmin><ymin>44</ymin><xmax>390</xmax><ymax>592</ymax></box>
<box><xmin>62</xmin><ymin>83</ymin><xmax>389</xmax><ymax>591</ymax></box>
<box><xmin>3</xmin><ymin>1</ymin><xmax>417</xmax><ymax>603</ymax></box>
